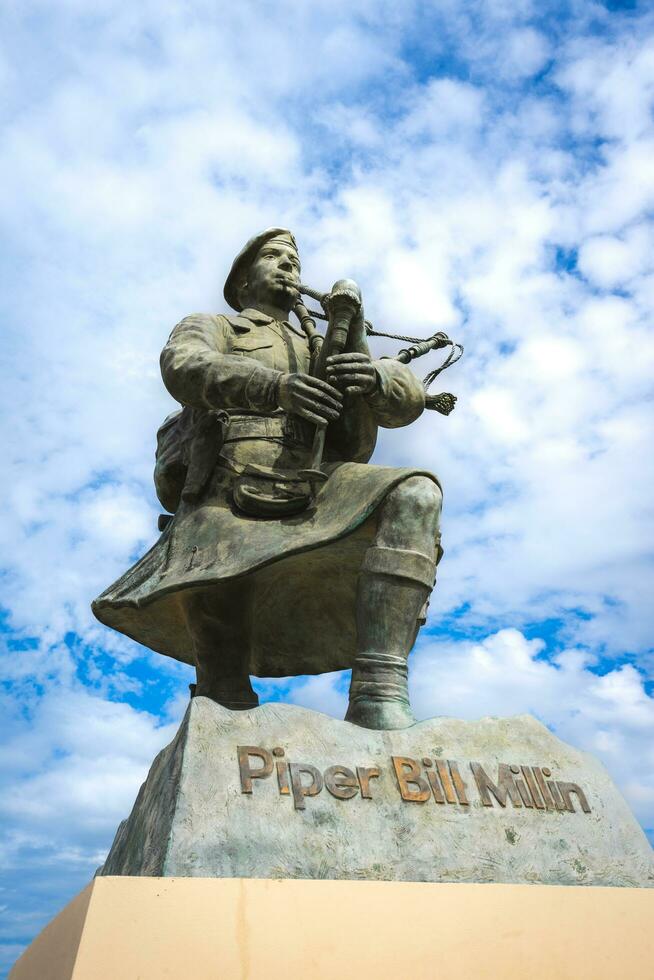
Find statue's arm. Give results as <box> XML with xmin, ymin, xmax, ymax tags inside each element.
<box><xmin>364</xmin><ymin>359</ymin><xmax>425</xmax><ymax>428</ymax></box>
<box><xmin>160</xmin><ymin>314</ymin><xmax>282</xmax><ymax>412</ymax></box>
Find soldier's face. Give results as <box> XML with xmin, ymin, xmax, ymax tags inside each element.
<box><xmin>245</xmin><ymin>241</ymin><xmax>301</xmax><ymax>311</ymax></box>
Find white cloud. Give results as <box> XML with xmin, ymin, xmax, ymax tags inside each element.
<box><xmin>0</xmin><ymin>682</ymin><xmax>180</xmax><ymax>973</ymax></box>
<box><xmin>558</xmin><ymin>34</ymin><xmax>654</xmax><ymax>142</ymax></box>
<box><xmin>578</xmin><ymin>225</ymin><xmax>653</xmax><ymax>289</ymax></box>
<box><xmin>504</xmin><ymin>28</ymin><xmax>551</xmax><ymax>79</ymax></box>
<box><xmin>402</xmin><ymin>78</ymin><xmax>486</xmax><ymax>139</ymax></box>
<box><xmin>0</xmin><ymin>690</ymin><xmax>176</xmax><ymax>834</ymax></box>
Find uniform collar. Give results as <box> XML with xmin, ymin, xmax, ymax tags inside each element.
<box><xmin>239</xmin><ymin>308</ymin><xmax>306</xmax><ymax>338</ymax></box>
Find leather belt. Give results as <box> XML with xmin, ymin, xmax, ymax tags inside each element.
<box><xmin>224</xmin><ymin>413</ymin><xmax>313</xmax><ymax>446</ymax></box>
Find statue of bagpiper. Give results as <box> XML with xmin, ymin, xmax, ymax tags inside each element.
<box><xmin>92</xmin><ymin>228</ymin><xmax>462</xmax><ymax>730</ymax></box>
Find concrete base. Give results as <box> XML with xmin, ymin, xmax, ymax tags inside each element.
<box><xmin>10</xmin><ymin>876</ymin><xmax>654</xmax><ymax>979</ymax></box>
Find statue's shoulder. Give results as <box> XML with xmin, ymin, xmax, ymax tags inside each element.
<box><xmin>169</xmin><ymin>311</ymin><xmax>255</xmax><ymax>339</ymax></box>
<box><xmin>170</xmin><ymin>312</ymin><xmax>226</xmax><ymax>332</ymax></box>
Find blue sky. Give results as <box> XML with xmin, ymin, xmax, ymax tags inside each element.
<box><xmin>2</xmin><ymin>0</ymin><xmax>654</xmax><ymax>972</ymax></box>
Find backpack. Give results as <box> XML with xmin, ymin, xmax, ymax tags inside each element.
<box><xmin>153</xmin><ymin>407</ymin><xmax>194</xmax><ymax>514</ymax></box>
<box><xmin>154</xmin><ymin>406</ymin><xmax>230</xmax><ymax>515</ymax></box>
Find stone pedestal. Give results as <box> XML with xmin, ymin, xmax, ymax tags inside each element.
<box><xmin>11</xmin><ymin>701</ymin><xmax>654</xmax><ymax>978</ymax></box>
<box><xmin>9</xmin><ymin>876</ymin><xmax>654</xmax><ymax>979</ymax></box>
<box><xmin>100</xmin><ymin>698</ymin><xmax>653</xmax><ymax>886</ymax></box>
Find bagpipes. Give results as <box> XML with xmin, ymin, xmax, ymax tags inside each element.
<box><xmin>293</xmin><ymin>279</ymin><xmax>462</xmax><ymax>409</ymax></box>
<box><xmin>287</xmin><ymin>278</ymin><xmax>463</xmax><ymax>490</ymax></box>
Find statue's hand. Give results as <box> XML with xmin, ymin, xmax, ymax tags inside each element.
<box><xmin>278</xmin><ymin>373</ymin><xmax>343</xmax><ymax>427</ymax></box>
<box><xmin>326</xmin><ymin>352</ymin><xmax>377</xmax><ymax>396</ymax></box>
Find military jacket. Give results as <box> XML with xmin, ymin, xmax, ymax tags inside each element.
<box><xmin>158</xmin><ymin>307</ymin><xmax>426</xmax><ymax>486</ymax></box>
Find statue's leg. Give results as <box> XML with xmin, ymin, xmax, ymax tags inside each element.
<box><xmin>345</xmin><ymin>476</ymin><xmax>442</xmax><ymax>730</ymax></box>
<box><xmin>182</xmin><ymin>581</ymin><xmax>259</xmax><ymax>710</ymax></box>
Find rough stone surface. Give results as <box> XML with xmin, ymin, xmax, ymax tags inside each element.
<box><xmin>101</xmin><ymin>698</ymin><xmax>654</xmax><ymax>886</ymax></box>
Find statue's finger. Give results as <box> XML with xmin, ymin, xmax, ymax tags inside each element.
<box><xmin>326</xmin><ymin>352</ymin><xmax>369</xmax><ymax>363</ymax></box>
<box><xmin>298</xmin><ymin>385</ymin><xmax>343</xmax><ymax>408</ymax></box>
<box><xmin>311</xmin><ymin>395</ymin><xmax>343</xmax><ymax>415</ymax></box>
<box><xmin>303</xmin><ymin>376</ymin><xmax>344</xmax><ymax>400</ymax></box>
<box><xmin>296</xmin><ymin>395</ymin><xmax>340</xmax><ymax>420</ymax></box>
<box><xmin>297</xmin><ymin>407</ymin><xmax>330</xmax><ymax>426</ymax></box>
<box><xmin>328</xmin><ymin>372</ymin><xmax>372</xmax><ymax>384</ymax></box>
<box><xmin>326</xmin><ymin>362</ymin><xmax>373</xmax><ymax>375</ymax></box>
<box><xmin>301</xmin><ymin>407</ymin><xmax>340</xmax><ymax>423</ymax></box>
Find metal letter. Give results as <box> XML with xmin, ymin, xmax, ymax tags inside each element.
<box><xmin>276</xmin><ymin>759</ymin><xmax>290</xmax><ymax>795</ymax></box>
<box><xmin>533</xmin><ymin>767</ymin><xmax>555</xmax><ymax>812</ymax></box>
<box><xmin>544</xmin><ymin>775</ymin><xmax>567</xmax><ymax>812</ymax></box>
<box><xmin>515</xmin><ymin>778</ymin><xmax>534</xmax><ymax>807</ymax></box>
<box><xmin>436</xmin><ymin>760</ymin><xmax>457</xmax><ymax>804</ymax></box>
<box><xmin>356</xmin><ymin>766</ymin><xmax>381</xmax><ymax>799</ymax></box>
<box><xmin>448</xmin><ymin>760</ymin><xmax>469</xmax><ymax>805</ymax></box>
<box><xmin>557</xmin><ymin>781</ymin><xmax>591</xmax><ymax>814</ymax></box>
<box><xmin>288</xmin><ymin>763</ymin><xmax>324</xmax><ymax>810</ymax></box>
<box><xmin>237</xmin><ymin>745</ymin><xmax>273</xmax><ymax>794</ymax></box>
<box><xmin>427</xmin><ymin>768</ymin><xmax>445</xmax><ymax>803</ymax></box>
<box><xmin>392</xmin><ymin>756</ymin><xmax>430</xmax><ymax>802</ymax></box>
<box><xmin>324</xmin><ymin>765</ymin><xmax>359</xmax><ymax>800</ymax></box>
<box><xmin>470</xmin><ymin>762</ymin><xmax>522</xmax><ymax>808</ymax></box>
<box><xmin>521</xmin><ymin>765</ymin><xmax>544</xmax><ymax>809</ymax></box>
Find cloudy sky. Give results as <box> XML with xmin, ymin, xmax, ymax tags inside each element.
<box><xmin>1</xmin><ymin>0</ymin><xmax>653</xmax><ymax>970</ymax></box>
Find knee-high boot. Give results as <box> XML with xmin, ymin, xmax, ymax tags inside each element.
<box><xmin>194</xmin><ymin>656</ymin><xmax>259</xmax><ymax>710</ymax></box>
<box><xmin>345</xmin><ymin>546</ymin><xmax>436</xmax><ymax>730</ymax></box>
<box><xmin>184</xmin><ymin>587</ymin><xmax>259</xmax><ymax>711</ymax></box>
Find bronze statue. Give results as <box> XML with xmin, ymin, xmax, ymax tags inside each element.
<box><xmin>93</xmin><ymin>228</ymin><xmax>461</xmax><ymax>730</ymax></box>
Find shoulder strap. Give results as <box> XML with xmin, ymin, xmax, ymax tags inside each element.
<box><xmin>221</xmin><ymin>313</ymin><xmax>253</xmax><ymax>332</ymax></box>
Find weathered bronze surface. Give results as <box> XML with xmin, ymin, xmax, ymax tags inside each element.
<box><xmin>92</xmin><ymin>228</ymin><xmax>455</xmax><ymax>730</ymax></box>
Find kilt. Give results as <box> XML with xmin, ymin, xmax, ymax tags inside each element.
<box><xmin>92</xmin><ymin>441</ymin><xmax>440</xmax><ymax>676</ymax></box>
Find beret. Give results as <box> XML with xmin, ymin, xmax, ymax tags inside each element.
<box><xmin>223</xmin><ymin>227</ymin><xmax>298</xmax><ymax>311</ymax></box>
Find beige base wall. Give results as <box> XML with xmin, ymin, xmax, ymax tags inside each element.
<box><xmin>10</xmin><ymin>876</ymin><xmax>654</xmax><ymax>979</ymax></box>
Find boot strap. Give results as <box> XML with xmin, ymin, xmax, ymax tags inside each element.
<box><xmin>349</xmin><ymin>653</ymin><xmax>410</xmax><ymax>704</ymax></box>
<box><xmin>360</xmin><ymin>546</ymin><xmax>436</xmax><ymax>588</ymax></box>
<box><xmin>353</xmin><ymin>652</ymin><xmax>408</xmax><ymax>674</ymax></box>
